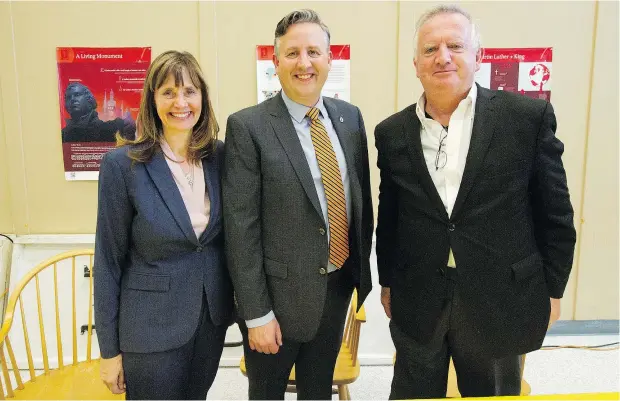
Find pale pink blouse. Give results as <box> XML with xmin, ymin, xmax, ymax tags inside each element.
<box><xmin>160</xmin><ymin>140</ymin><xmax>211</xmax><ymax>239</ymax></box>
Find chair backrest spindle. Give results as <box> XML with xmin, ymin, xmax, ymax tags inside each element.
<box><xmin>0</xmin><ymin>250</ymin><xmax>96</xmax><ymax>398</ymax></box>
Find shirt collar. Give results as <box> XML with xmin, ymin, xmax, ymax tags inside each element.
<box><xmin>281</xmin><ymin>90</ymin><xmax>328</xmax><ymax>124</ymax></box>
<box><xmin>415</xmin><ymin>83</ymin><xmax>478</xmax><ymax>124</ymax></box>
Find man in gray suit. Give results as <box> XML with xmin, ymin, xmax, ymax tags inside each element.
<box><xmin>222</xmin><ymin>9</ymin><xmax>373</xmax><ymax>400</ymax></box>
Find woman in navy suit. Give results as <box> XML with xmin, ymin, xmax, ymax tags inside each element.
<box><xmin>94</xmin><ymin>50</ymin><xmax>235</xmax><ymax>400</ymax></box>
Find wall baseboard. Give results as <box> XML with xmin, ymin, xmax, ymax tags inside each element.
<box><xmin>547</xmin><ymin>319</ymin><xmax>619</xmax><ymax>336</ymax></box>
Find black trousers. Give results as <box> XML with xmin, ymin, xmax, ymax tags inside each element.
<box><xmin>240</xmin><ymin>268</ymin><xmax>354</xmax><ymax>400</ymax></box>
<box><xmin>122</xmin><ymin>292</ymin><xmax>228</xmax><ymax>400</ymax></box>
<box><xmin>390</xmin><ymin>267</ymin><xmax>522</xmax><ymax>399</ymax></box>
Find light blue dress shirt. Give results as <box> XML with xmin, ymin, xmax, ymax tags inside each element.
<box><xmin>246</xmin><ymin>91</ymin><xmax>352</xmax><ymax>328</ymax></box>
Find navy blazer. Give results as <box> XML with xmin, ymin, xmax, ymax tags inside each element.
<box><xmin>94</xmin><ymin>141</ymin><xmax>234</xmax><ymax>359</ymax></box>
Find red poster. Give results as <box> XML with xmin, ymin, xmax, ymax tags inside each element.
<box><xmin>56</xmin><ymin>47</ymin><xmax>151</xmax><ymax>180</ymax></box>
<box><xmin>476</xmin><ymin>47</ymin><xmax>552</xmax><ymax>102</ymax></box>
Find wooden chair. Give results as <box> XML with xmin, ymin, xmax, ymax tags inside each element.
<box><xmin>240</xmin><ymin>289</ymin><xmax>366</xmax><ymax>400</ymax></box>
<box><xmin>0</xmin><ymin>249</ymin><xmax>124</xmax><ymax>400</ymax></box>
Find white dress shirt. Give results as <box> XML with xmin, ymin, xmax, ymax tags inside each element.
<box><xmin>415</xmin><ymin>84</ymin><xmax>477</xmax><ymax>267</ymax></box>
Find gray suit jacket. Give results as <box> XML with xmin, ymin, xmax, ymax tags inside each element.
<box><xmin>222</xmin><ymin>93</ymin><xmax>373</xmax><ymax>342</ymax></box>
<box><xmin>94</xmin><ymin>142</ymin><xmax>235</xmax><ymax>358</ymax></box>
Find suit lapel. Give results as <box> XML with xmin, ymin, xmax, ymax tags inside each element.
<box><xmin>267</xmin><ymin>94</ymin><xmax>323</xmax><ymax>218</ymax></box>
<box><xmin>199</xmin><ymin>154</ymin><xmax>219</xmax><ymax>244</ymax></box>
<box><xmin>403</xmin><ymin>106</ymin><xmax>448</xmax><ymax>218</ymax></box>
<box><xmin>451</xmin><ymin>85</ymin><xmax>497</xmax><ymax>219</ymax></box>
<box><xmin>145</xmin><ymin>151</ymin><xmax>198</xmax><ymax>244</ymax></box>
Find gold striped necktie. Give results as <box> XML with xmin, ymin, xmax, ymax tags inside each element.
<box><xmin>306</xmin><ymin>107</ymin><xmax>349</xmax><ymax>268</ymax></box>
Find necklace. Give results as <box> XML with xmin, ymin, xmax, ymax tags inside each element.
<box><xmin>163</xmin><ymin>151</ymin><xmax>186</xmax><ymax>164</ymax></box>
<box><xmin>184</xmin><ymin>165</ymin><xmax>195</xmax><ymax>189</ymax></box>
<box><xmin>160</xmin><ymin>140</ymin><xmax>194</xmax><ymax>189</ymax></box>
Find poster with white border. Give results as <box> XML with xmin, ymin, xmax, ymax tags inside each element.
<box><xmin>256</xmin><ymin>45</ymin><xmax>350</xmax><ymax>104</ymax></box>
<box><xmin>475</xmin><ymin>47</ymin><xmax>552</xmax><ymax>101</ymax></box>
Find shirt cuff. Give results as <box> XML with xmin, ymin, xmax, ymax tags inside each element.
<box><xmin>246</xmin><ymin>310</ymin><xmax>275</xmax><ymax>328</ymax></box>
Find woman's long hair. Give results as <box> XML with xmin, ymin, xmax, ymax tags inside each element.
<box><xmin>117</xmin><ymin>50</ymin><xmax>219</xmax><ymax>164</ymax></box>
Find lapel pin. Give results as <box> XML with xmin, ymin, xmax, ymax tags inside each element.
<box><xmin>339</xmin><ymin>115</ymin><xmax>344</xmax><ymax>123</ymax></box>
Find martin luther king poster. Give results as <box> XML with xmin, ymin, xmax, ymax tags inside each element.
<box><xmin>56</xmin><ymin>47</ymin><xmax>151</xmax><ymax>180</ymax></box>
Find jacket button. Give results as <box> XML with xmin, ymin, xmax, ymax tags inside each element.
<box><xmin>319</xmin><ymin>228</ymin><xmax>326</xmax><ymax>236</ymax></box>
<box><xmin>448</xmin><ymin>223</ymin><xmax>455</xmax><ymax>232</ymax></box>
<box><xmin>319</xmin><ymin>267</ymin><xmax>327</xmax><ymax>275</ymax></box>
<box><xmin>196</xmin><ymin>246</ymin><xmax>203</xmax><ymax>252</ymax></box>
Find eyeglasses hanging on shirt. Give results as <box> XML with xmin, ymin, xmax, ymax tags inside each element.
<box><xmin>435</xmin><ymin>125</ymin><xmax>448</xmax><ymax>171</ymax></box>
<box><xmin>423</xmin><ymin>109</ymin><xmax>450</xmax><ymax>171</ymax></box>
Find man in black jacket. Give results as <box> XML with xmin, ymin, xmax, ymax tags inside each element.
<box><xmin>374</xmin><ymin>4</ymin><xmax>576</xmax><ymax>399</ymax></box>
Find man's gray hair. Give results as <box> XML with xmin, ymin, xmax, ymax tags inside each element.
<box><xmin>413</xmin><ymin>4</ymin><xmax>481</xmax><ymax>59</ymax></box>
<box><xmin>274</xmin><ymin>9</ymin><xmax>330</xmax><ymax>55</ymax></box>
